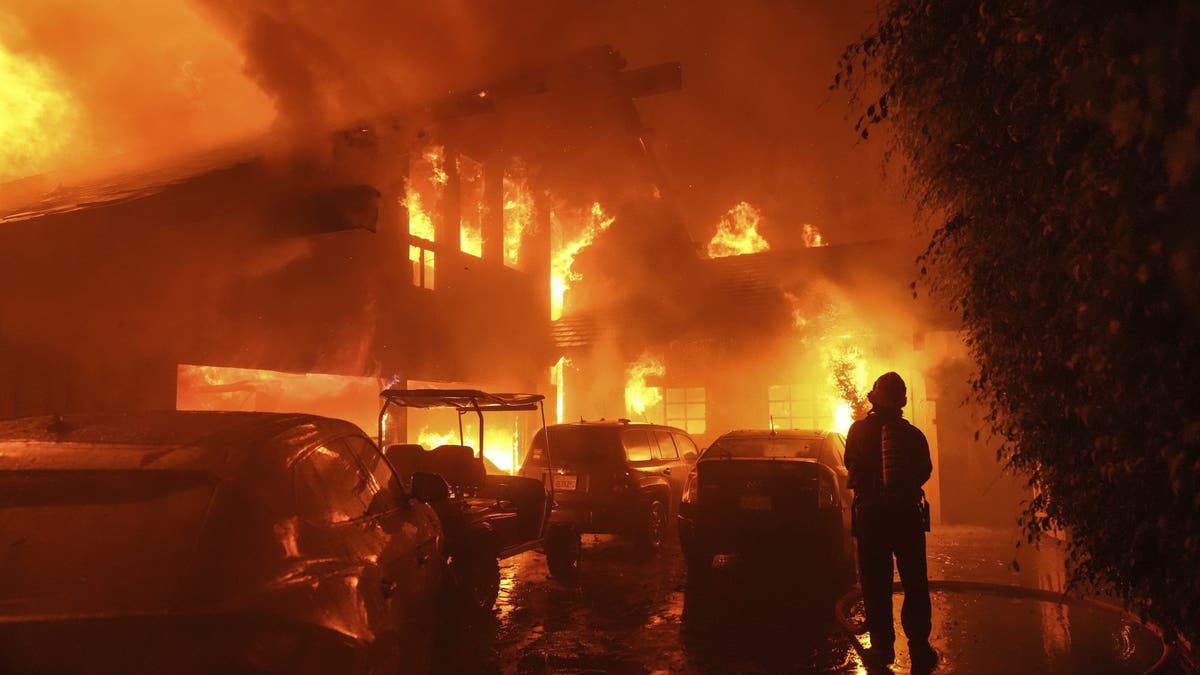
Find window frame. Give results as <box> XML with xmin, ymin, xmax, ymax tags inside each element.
<box><xmin>664</xmin><ymin>386</ymin><xmax>706</xmax><ymax>435</ymax></box>
<box><xmin>652</xmin><ymin>430</ymin><xmax>679</xmax><ymax>460</ymax></box>
<box><xmin>620</xmin><ymin>428</ymin><xmax>656</xmax><ymax>465</ymax></box>
<box><xmin>293</xmin><ymin>437</ymin><xmax>386</xmax><ymax>525</ymax></box>
<box><xmin>672</xmin><ymin>432</ymin><xmax>700</xmax><ymax>460</ymax></box>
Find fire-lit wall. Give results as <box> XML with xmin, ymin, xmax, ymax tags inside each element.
<box><xmin>549</xmin><ymin>240</ymin><xmax>1019</xmax><ymax>526</ymax></box>
<box><xmin>0</xmin><ymin>143</ymin><xmax>551</xmax><ymax>427</ymax></box>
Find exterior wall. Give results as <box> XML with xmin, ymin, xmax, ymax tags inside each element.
<box><xmin>0</xmin><ymin>158</ymin><xmax>550</xmax><ymax>421</ymax></box>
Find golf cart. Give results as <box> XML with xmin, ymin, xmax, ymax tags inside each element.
<box><xmin>378</xmin><ymin>388</ymin><xmax>581</xmax><ymax>610</ymax></box>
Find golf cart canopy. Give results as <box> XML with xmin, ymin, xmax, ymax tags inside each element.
<box><xmin>380</xmin><ymin>389</ymin><xmax>545</xmax><ymax>412</ymax></box>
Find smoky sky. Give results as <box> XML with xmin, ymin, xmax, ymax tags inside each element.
<box><xmin>4</xmin><ymin>0</ymin><xmax>908</xmax><ymax>246</ymax></box>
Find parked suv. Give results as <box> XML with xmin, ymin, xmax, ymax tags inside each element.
<box><xmin>518</xmin><ymin>421</ymin><xmax>700</xmax><ymax>553</ymax></box>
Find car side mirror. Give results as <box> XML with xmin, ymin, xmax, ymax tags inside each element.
<box><xmin>411</xmin><ymin>471</ymin><xmax>450</xmax><ymax>503</ymax></box>
<box><xmin>683</xmin><ymin>451</ymin><xmax>697</xmax><ymax>462</ymax></box>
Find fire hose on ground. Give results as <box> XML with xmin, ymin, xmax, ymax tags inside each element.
<box><xmin>833</xmin><ymin>579</ymin><xmax>1177</xmax><ymax>674</ymax></box>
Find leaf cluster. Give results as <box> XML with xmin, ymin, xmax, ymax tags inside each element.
<box><xmin>837</xmin><ymin>0</ymin><xmax>1200</xmax><ymax>646</ymax></box>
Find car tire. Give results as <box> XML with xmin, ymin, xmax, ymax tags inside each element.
<box><xmin>635</xmin><ymin>497</ymin><xmax>668</xmax><ymax>555</ymax></box>
<box><xmin>544</xmin><ymin>523</ymin><xmax>582</xmax><ymax>583</ymax></box>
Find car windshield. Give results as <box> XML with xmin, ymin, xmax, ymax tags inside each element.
<box><xmin>526</xmin><ymin>426</ymin><xmax>622</xmax><ymax>465</ymax></box>
<box><xmin>706</xmin><ymin>436</ymin><xmax>822</xmax><ymax>459</ymax></box>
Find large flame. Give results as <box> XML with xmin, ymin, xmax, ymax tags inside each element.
<box><xmin>502</xmin><ymin>163</ymin><xmax>534</xmax><ymax>268</ymax></box>
<box><xmin>624</xmin><ymin>353</ymin><xmax>665</xmax><ymax>421</ymax></box>
<box><xmin>414</xmin><ymin>423</ymin><xmax>520</xmax><ymax>474</ymax></box>
<box><xmin>404</xmin><ymin>145</ymin><xmax>445</xmax><ymax>241</ymax></box>
<box><xmin>707</xmin><ymin>201</ymin><xmax>770</xmax><ymax>258</ymax></box>
<box><xmin>550</xmin><ymin>201</ymin><xmax>615</xmax><ymax>320</ymax></box>
<box><xmin>0</xmin><ymin>42</ymin><xmax>81</xmax><ymax>181</ymax></box>
<box><xmin>458</xmin><ymin>154</ymin><xmax>485</xmax><ymax>257</ymax></box>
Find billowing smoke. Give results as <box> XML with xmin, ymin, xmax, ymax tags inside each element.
<box><xmin>3</xmin><ymin>0</ymin><xmax>908</xmax><ymax>243</ymax></box>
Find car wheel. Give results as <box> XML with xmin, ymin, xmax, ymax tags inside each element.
<box><xmin>636</xmin><ymin>497</ymin><xmax>668</xmax><ymax>554</ymax></box>
<box><xmin>544</xmin><ymin>523</ymin><xmax>582</xmax><ymax>583</ymax></box>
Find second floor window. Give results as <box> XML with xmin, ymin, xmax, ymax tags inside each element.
<box><xmin>410</xmin><ymin>244</ymin><xmax>435</xmax><ymax>290</ymax></box>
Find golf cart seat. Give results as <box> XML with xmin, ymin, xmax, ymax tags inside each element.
<box><xmin>429</xmin><ymin>444</ymin><xmax>487</xmax><ymax>494</ymax></box>
<box><xmin>383</xmin><ymin>443</ymin><xmax>428</xmax><ymax>484</ymax></box>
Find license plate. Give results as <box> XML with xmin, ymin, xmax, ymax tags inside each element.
<box><xmin>552</xmin><ymin>474</ymin><xmax>578</xmax><ymax>491</ymax></box>
<box><xmin>739</xmin><ymin>495</ymin><xmax>771</xmax><ymax>510</ymax></box>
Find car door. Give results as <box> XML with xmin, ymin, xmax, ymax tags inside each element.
<box><xmin>338</xmin><ymin>435</ymin><xmax>442</xmax><ymax>668</ymax></box>
<box><xmin>651</xmin><ymin>430</ymin><xmax>687</xmax><ymax>504</ymax></box>
<box><xmin>620</xmin><ymin>428</ymin><xmax>660</xmax><ymax>491</ymax></box>
<box><xmin>293</xmin><ymin>436</ymin><xmax>440</xmax><ymax>671</ymax></box>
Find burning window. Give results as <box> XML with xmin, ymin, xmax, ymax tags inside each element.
<box><xmin>404</xmin><ymin>145</ymin><xmax>445</xmax><ymax>242</ymax></box>
<box><xmin>458</xmin><ymin>154</ymin><xmax>485</xmax><ymax>257</ymax></box>
<box><xmin>665</xmin><ymin>387</ymin><xmax>706</xmax><ymax>435</ymax></box>
<box><xmin>409</xmin><ymin>244</ymin><xmax>435</xmax><ymax>290</ymax></box>
<box><xmin>551</xmin><ymin>201</ymin><xmax>615</xmax><ymax>320</ymax></box>
<box><xmin>768</xmin><ymin>384</ymin><xmax>825</xmax><ymax>431</ymax></box>
<box><xmin>503</xmin><ymin>159</ymin><xmax>534</xmax><ymax>268</ymax></box>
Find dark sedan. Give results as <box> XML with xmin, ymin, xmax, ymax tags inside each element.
<box><xmin>0</xmin><ymin>411</ymin><xmax>443</xmax><ymax>674</ymax></box>
<box><xmin>677</xmin><ymin>429</ymin><xmax>855</xmax><ymax>583</ymax></box>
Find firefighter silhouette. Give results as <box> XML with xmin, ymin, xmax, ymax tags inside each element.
<box><xmin>845</xmin><ymin>372</ymin><xmax>938</xmax><ymax>670</ymax></box>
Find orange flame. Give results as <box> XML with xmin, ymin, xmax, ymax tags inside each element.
<box><xmin>802</xmin><ymin>223</ymin><xmax>826</xmax><ymax>248</ymax></box>
<box><xmin>404</xmin><ymin>146</ymin><xmax>444</xmax><ymax>241</ymax></box>
<box><xmin>414</xmin><ymin>424</ymin><xmax>520</xmax><ymax>474</ymax></box>
<box><xmin>550</xmin><ymin>201</ymin><xmax>615</xmax><ymax>320</ymax></box>
<box><xmin>502</xmin><ymin>164</ymin><xmax>534</xmax><ymax>267</ymax></box>
<box><xmin>707</xmin><ymin>201</ymin><xmax>770</xmax><ymax>258</ymax></box>
<box><xmin>0</xmin><ymin>42</ymin><xmax>81</xmax><ymax>181</ymax></box>
<box><xmin>458</xmin><ymin>154</ymin><xmax>485</xmax><ymax>257</ymax></box>
<box><xmin>624</xmin><ymin>353</ymin><xmax>665</xmax><ymax>421</ymax></box>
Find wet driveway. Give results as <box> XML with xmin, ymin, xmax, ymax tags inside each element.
<box><xmin>433</xmin><ymin>526</ymin><xmax>1173</xmax><ymax>674</ymax></box>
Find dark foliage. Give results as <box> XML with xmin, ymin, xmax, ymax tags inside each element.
<box><xmin>837</xmin><ymin>0</ymin><xmax>1200</xmax><ymax>645</ymax></box>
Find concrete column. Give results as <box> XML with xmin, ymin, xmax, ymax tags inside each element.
<box><xmin>483</xmin><ymin>154</ymin><xmax>505</xmax><ymax>263</ymax></box>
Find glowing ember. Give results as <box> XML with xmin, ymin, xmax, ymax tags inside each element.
<box><xmin>550</xmin><ymin>201</ymin><xmax>615</xmax><ymax>320</ymax></box>
<box><xmin>458</xmin><ymin>154</ymin><xmax>485</xmax><ymax>257</ymax></box>
<box><xmin>0</xmin><ymin>42</ymin><xmax>81</xmax><ymax>181</ymax></box>
<box><xmin>404</xmin><ymin>146</ymin><xmax>445</xmax><ymax>241</ymax></box>
<box><xmin>625</xmin><ymin>353</ymin><xmax>665</xmax><ymax>421</ymax></box>
<box><xmin>503</xmin><ymin>161</ymin><xmax>534</xmax><ymax>268</ymax></box>
<box><xmin>707</xmin><ymin>201</ymin><xmax>770</xmax><ymax>258</ymax></box>
<box><xmin>802</xmin><ymin>223</ymin><xmax>826</xmax><ymax>248</ymax></box>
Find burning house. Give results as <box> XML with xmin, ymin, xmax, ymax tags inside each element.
<box><xmin>0</xmin><ymin>45</ymin><xmax>681</xmax><ymax>474</ymax></box>
<box><xmin>552</xmin><ymin>208</ymin><xmax>1024</xmax><ymax>526</ymax></box>
<box><xmin>0</xmin><ymin>37</ymin><xmax>1016</xmax><ymax>524</ymax></box>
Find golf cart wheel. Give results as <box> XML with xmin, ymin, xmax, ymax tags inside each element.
<box><xmin>449</xmin><ymin>524</ymin><xmax>501</xmax><ymax>611</ymax></box>
<box><xmin>449</xmin><ymin>551</ymin><xmax>500</xmax><ymax>612</ymax></box>
<box><xmin>544</xmin><ymin>524</ymin><xmax>581</xmax><ymax>583</ymax></box>
<box><xmin>635</xmin><ymin>496</ymin><xmax>668</xmax><ymax>554</ymax></box>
